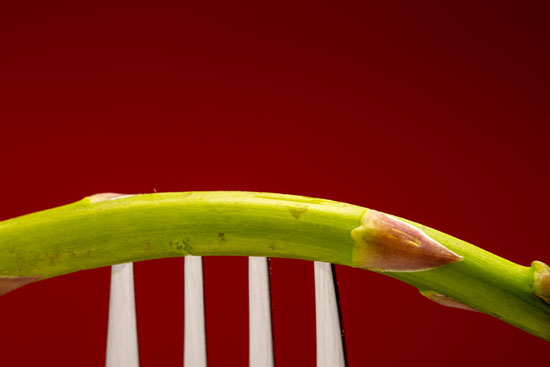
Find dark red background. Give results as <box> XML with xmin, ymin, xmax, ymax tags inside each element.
<box><xmin>1</xmin><ymin>1</ymin><xmax>548</xmax><ymax>366</ymax></box>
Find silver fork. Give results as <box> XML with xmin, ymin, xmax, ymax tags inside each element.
<box><xmin>105</xmin><ymin>257</ymin><xmax>346</xmax><ymax>366</ymax></box>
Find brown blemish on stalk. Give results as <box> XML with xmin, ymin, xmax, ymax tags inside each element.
<box><xmin>47</xmin><ymin>252</ymin><xmax>60</xmax><ymax>265</ymax></box>
<box><xmin>0</xmin><ymin>275</ymin><xmax>41</xmax><ymax>296</ymax></box>
<box><xmin>420</xmin><ymin>290</ymin><xmax>478</xmax><ymax>312</ymax></box>
<box><xmin>172</xmin><ymin>237</ymin><xmax>192</xmax><ymax>254</ymax></box>
<box><xmin>288</xmin><ymin>206</ymin><xmax>308</xmax><ymax>219</ymax></box>
<box><xmin>532</xmin><ymin>260</ymin><xmax>550</xmax><ymax>303</ymax></box>
<box><xmin>351</xmin><ymin>209</ymin><xmax>463</xmax><ymax>272</ymax></box>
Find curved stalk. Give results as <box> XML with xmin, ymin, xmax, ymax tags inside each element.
<box><xmin>0</xmin><ymin>191</ymin><xmax>548</xmax><ymax>341</ymax></box>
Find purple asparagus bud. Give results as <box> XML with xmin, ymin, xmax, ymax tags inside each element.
<box><xmin>420</xmin><ymin>290</ymin><xmax>478</xmax><ymax>312</ymax></box>
<box><xmin>0</xmin><ymin>275</ymin><xmax>41</xmax><ymax>296</ymax></box>
<box><xmin>351</xmin><ymin>209</ymin><xmax>463</xmax><ymax>272</ymax></box>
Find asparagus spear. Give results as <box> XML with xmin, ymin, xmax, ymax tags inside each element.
<box><xmin>0</xmin><ymin>191</ymin><xmax>548</xmax><ymax>341</ymax></box>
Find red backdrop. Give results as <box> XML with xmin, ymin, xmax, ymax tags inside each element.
<box><xmin>1</xmin><ymin>1</ymin><xmax>548</xmax><ymax>366</ymax></box>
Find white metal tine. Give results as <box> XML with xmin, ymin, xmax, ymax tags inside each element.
<box><xmin>106</xmin><ymin>262</ymin><xmax>140</xmax><ymax>367</ymax></box>
<box><xmin>248</xmin><ymin>257</ymin><xmax>274</xmax><ymax>367</ymax></box>
<box><xmin>314</xmin><ymin>261</ymin><xmax>346</xmax><ymax>367</ymax></box>
<box><xmin>184</xmin><ymin>255</ymin><xmax>207</xmax><ymax>367</ymax></box>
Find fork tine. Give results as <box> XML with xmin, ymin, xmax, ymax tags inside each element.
<box><xmin>184</xmin><ymin>256</ymin><xmax>207</xmax><ymax>367</ymax></box>
<box><xmin>314</xmin><ymin>262</ymin><xmax>346</xmax><ymax>367</ymax></box>
<box><xmin>249</xmin><ymin>256</ymin><xmax>274</xmax><ymax>367</ymax></box>
<box><xmin>106</xmin><ymin>262</ymin><xmax>140</xmax><ymax>367</ymax></box>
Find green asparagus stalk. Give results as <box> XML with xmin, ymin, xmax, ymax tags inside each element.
<box><xmin>0</xmin><ymin>191</ymin><xmax>548</xmax><ymax>341</ymax></box>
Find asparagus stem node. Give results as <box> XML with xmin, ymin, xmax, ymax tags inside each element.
<box><xmin>532</xmin><ymin>261</ymin><xmax>550</xmax><ymax>304</ymax></box>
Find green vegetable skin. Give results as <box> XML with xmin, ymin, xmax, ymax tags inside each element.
<box><xmin>0</xmin><ymin>191</ymin><xmax>548</xmax><ymax>341</ymax></box>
